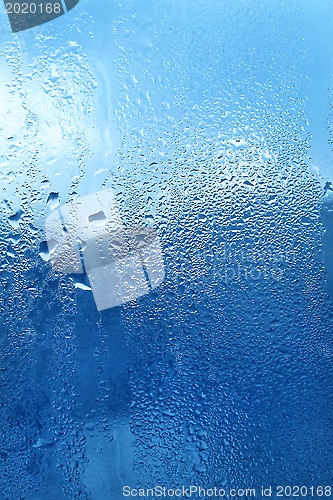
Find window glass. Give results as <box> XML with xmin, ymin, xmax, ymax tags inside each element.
<box><xmin>0</xmin><ymin>1</ymin><xmax>332</xmax><ymax>498</ymax></box>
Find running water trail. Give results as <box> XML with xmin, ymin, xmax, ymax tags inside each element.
<box><xmin>302</xmin><ymin>1</ymin><xmax>333</xmax><ymax>192</ymax></box>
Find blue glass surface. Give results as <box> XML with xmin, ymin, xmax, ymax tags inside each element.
<box><xmin>0</xmin><ymin>1</ymin><xmax>333</xmax><ymax>498</ymax></box>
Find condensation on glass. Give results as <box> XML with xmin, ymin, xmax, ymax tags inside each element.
<box><xmin>0</xmin><ymin>0</ymin><xmax>333</xmax><ymax>498</ymax></box>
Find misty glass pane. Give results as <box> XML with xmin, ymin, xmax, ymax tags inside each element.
<box><xmin>0</xmin><ymin>0</ymin><xmax>333</xmax><ymax>498</ymax></box>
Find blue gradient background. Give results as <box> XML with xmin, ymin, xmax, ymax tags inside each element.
<box><xmin>0</xmin><ymin>1</ymin><xmax>333</xmax><ymax>498</ymax></box>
